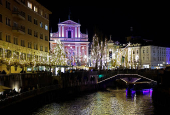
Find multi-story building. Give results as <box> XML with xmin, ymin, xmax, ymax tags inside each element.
<box><xmin>141</xmin><ymin>45</ymin><xmax>167</xmax><ymax>69</ymax></box>
<box><xmin>106</xmin><ymin>38</ymin><xmax>121</xmax><ymax>69</ymax></box>
<box><xmin>107</xmin><ymin>42</ymin><xmax>170</xmax><ymax>69</ymax></box>
<box><xmin>0</xmin><ymin>0</ymin><xmax>52</xmax><ymax>74</ymax></box>
<box><xmin>50</xmin><ymin>19</ymin><xmax>89</xmax><ymax>67</ymax></box>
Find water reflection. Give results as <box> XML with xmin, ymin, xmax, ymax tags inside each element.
<box><xmin>32</xmin><ymin>88</ymin><xmax>154</xmax><ymax>115</ymax></box>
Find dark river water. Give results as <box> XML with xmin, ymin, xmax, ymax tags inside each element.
<box><xmin>31</xmin><ymin>88</ymin><xmax>157</xmax><ymax>115</ymax></box>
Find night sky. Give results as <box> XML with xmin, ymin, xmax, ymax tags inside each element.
<box><xmin>36</xmin><ymin>1</ymin><xmax>169</xmax><ymax>46</ymax></box>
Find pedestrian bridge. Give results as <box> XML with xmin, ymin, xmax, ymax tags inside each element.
<box><xmin>97</xmin><ymin>74</ymin><xmax>157</xmax><ymax>85</ymax></box>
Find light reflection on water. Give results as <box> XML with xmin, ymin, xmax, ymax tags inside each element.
<box><xmin>32</xmin><ymin>89</ymin><xmax>154</xmax><ymax>115</ymax></box>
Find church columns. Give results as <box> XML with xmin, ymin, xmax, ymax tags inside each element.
<box><xmin>78</xmin><ymin>46</ymin><xmax>80</xmax><ymax>58</ymax></box>
<box><xmin>75</xmin><ymin>26</ymin><xmax>77</xmax><ymax>38</ymax></box>
<box><xmin>66</xmin><ymin>30</ymin><xmax>68</xmax><ymax>38</ymax></box>
<box><xmin>78</xmin><ymin>26</ymin><xmax>80</xmax><ymax>38</ymax></box>
<box><xmin>86</xmin><ymin>45</ymin><xmax>88</xmax><ymax>62</ymax></box>
<box><xmin>59</xmin><ymin>25</ymin><xmax>61</xmax><ymax>37</ymax></box>
<box><xmin>71</xmin><ymin>30</ymin><xmax>73</xmax><ymax>38</ymax></box>
<box><xmin>62</xmin><ymin>25</ymin><xmax>64</xmax><ymax>37</ymax></box>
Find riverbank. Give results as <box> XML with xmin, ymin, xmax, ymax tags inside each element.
<box><xmin>0</xmin><ymin>84</ymin><xmax>99</xmax><ymax>114</ymax></box>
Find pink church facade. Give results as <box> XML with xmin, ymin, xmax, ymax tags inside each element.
<box><xmin>50</xmin><ymin>20</ymin><xmax>89</xmax><ymax>66</ymax></box>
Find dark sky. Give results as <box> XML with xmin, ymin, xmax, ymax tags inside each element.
<box><xmin>36</xmin><ymin>1</ymin><xmax>169</xmax><ymax>46</ymax></box>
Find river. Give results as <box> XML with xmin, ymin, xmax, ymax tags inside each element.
<box><xmin>31</xmin><ymin>88</ymin><xmax>158</xmax><ymax>115</ymax></box>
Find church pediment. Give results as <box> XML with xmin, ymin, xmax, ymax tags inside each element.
<box><xmin>59</xmin><ymin>20</ymin><xmax>80</xmax><ymax>25</ymax></box>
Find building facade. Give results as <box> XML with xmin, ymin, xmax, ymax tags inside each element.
<box><xmin>50</xmin><ymin>20</ymin><xmax>89</xmax><ymax>67</ymax></box>
<box><xmin>0</xmin><ymin>0</ymin><xmax>52</xmax><ymax>74</ymax></box>
<box><xmin>141</xmin><ymin>46</ymin><xmax>167</xmax><ymax>69</ymax></box>
<box><xmin>107</xmin><ymin>41</ymin><xmax>170</xmax><ymax>69</ymax></box>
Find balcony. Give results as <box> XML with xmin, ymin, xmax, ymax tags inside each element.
<box><xmin>12</xmin><ymin>11</ymin><xmax>25</xmax><ymax>20</ymax></box>
<box><xmin>12</xmin><ymin>26</ymin><xmax>25</xmax><ymax>35</ymax></box>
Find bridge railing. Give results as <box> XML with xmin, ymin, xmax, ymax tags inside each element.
<box><xmin>98</xmin><ymin>69</ymin><xmax>159</xmax><ymax>82</ymax></box>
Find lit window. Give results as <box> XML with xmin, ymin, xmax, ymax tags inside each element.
<box><xmin>27</xmin><ymin>1</ymin><xmax>32</xmax><ymax>9</ymax></box>
<box><xmin>34</xmin><ymin>6</ymin><xmax>38</xmax><ymax>12</ymax></box>
<box><xmin>40</xmin><ymin>46</ymin><xmax>43</xmax><ymax>51</ymax></box>
<box><xmin>45</xmin><ymin>24</ymin><xmax>48</xmax><ymax>30</ymax></box>
<box><xmin>40</xmin><ymin>22</ymin><xmax>43</xmax><ymax>28</ymax></box>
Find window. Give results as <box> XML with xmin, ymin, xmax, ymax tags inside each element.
<box><xmin>34</xmin><ymin>6</ymin><xmax>38</xmax><ymax>12</ymax></box>
<box><xmin>34</xmin><ymin>43</ymin><xmax>38</xmax><ymax>50</ymax></box>
<box><xmin>14</xmin><ymin>37</ymin><xmax>18</xmax><ymax>45</ymax></box>
<box><xmin>39</xmin><ymin>56</ymin><xmax>42</xmax><ymax>61</ymax></box>
<box><xmin>28</xmin><ymin>42</ymin><xmax>32</xmax><ymax>48</ymax></box>
<box><xmin>34</xmin><ymin>31</ymin><xmax>38</xmax><ymax>37</ymax></box>
<box><xmin>27</xmin><ymin>1</ymin><xmax>32</xmax><ymax>9</ymax></box>
<box><xmin>45</xmin><ymin>24</ymin><xmax>48</xmax><ymax>30</ymax></box>
<box><xmin>40</xmin><ymin>10</ymin><xmax>43</xmax><ymax>15</ymax></box>
<box><xmin>28</xmin><ymin>29</ymin><xmax>32</xmax><ymax>35</ymax></box>
<box><xmin>45</xmin><ymin>36</ymin><xmax>48</xmax><ymax>41</ymax></box>
<box><xmin>0</xmin><ymin>32</ymin><xmax>2</xmax><ymax>40</ymax></box>
<box><xmin>68</xmin><ymin>31</ymin><xmax>71</xmax><ymax>38</ymax></box>
<box><xmin>13</xmin><ymin>6</ymin><xmax>18</xmax><ymax>12</ymax></box>
<box><xmin>28</xmin><ymin>15</ymin><xmax>32</xmax><ymax>22</ymax></box>
<box><xmin>6</xmin><ymin>35</ymin><xmax>10</xmax><ymax>42</ymax></box>
<box><xmin>143</xmin><ymin>50</ymin><xmax>145</xmax><ymax>53</ymax></box>
<box><xmin>34</xmin><ymin>55</ymin><xmax>38</xmax><ymax>61</ymax></box>
<box><xmin>40</xmin><ymin>46</ymin><xmax>43</xmax><ymax>51</ymax></box>
<box><xmin>137</xmin><ymin>50</ymin><xmax>138</xmax><ymax>54</ymax></box>
<box><xmin>34</xmin><ymin>18</ymin><xmax>38</xmax><ymax>25</ymax></box>
<box><xmin>5</xmin><ymin>50</ymin><xmax>11</xmax><ymax>58</ymax></box>
<box><xmin>27</xmin><ymin>54</ymin><xmax>32</xmax><ymax>61</ymax></box>
<box><xmin>40</xmin><ymin>22</ymin><xmax>43</xmax><ymax>28</ymax></box>
<box><xmin>20</xmin><ymin>25</ymin><xmax>25</xmax><ymax>32</ymax></box>
<box><xmin>20</xmin><ymin>53</ymin><xmax>26</xmax><ymax>60</ymax></box>
<box><xmin>158</xmin><ymin>57</ymin><xmax>159</xmax><ymax>61</ymax></box>
<box><xmin>20</xmin><ymin>11</ymin><xmax>25</xmax><ymax>18</ymax></box>
<box><xmin>6</xmin><ymin>1</ymin><xmax>10</xmax><ymax>10</ymax></box>
<box><xmin>45</xmin><ymin>47</ymin><xmax>48</xmax><ymax>52</ymax></box>
<box><xmin>0</xmin><ymin>14</ymin><xmax>2</xmax><ymax>22</ymax></box>
<box><xmin>40</xmin><ymin>33</ymin><xmax>43</xmax><ymax>39</ymax></box>
<box><xmin>13</xmin><ymin>51</ymin><xmax>19</xmax><ymax>59</ymax></box>
<box><xmin>13</xmin><ymin>22</ymin><xmax>18</xmax><ymax>27</ymax></box>
<box><xmin>6</xmin><ymin>17</ymin><xmax>10</xmax><ymax>26</ymax></box>
<box><xmin>0</xmin><ymin>48</ymin><xmax>3</xmax><ymax>57</ymax></box>
<box><xmin>0</xmin><ymin>0</ymin><xmax>2</xmax><ymax>5</ymax></box>
<box><xmin>21</xmin><ymin>40</ymin><xmax>25</xmax><ymax>47</ymax></box>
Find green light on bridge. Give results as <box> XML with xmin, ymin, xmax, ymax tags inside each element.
<box><xmin>99</xmin><ymin>74</ymin><xmax>104</xmax><ymax>78</ymax></box>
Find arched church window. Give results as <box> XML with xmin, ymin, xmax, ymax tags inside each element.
<box><xmin>68</xmin><ymin>31</ymin><xmax>71</xmax><ymax>38</ymax></box>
